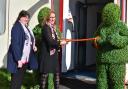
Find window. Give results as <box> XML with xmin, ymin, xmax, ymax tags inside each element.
<box><xmin>0</xmin><ymin>0</ymin><xmax>6</xmax><ymax>34</ymax></box>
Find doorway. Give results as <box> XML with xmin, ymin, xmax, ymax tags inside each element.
<box><xmin>73</xmin><ymin>0</ymin><xmax>114</xmax><ymax>69</ymax></box>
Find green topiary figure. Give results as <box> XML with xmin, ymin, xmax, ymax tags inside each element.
<box><xmin>94</xmin><ymin>3</ymin><xmax>128</xmax><ymax>89</ymax></box>
<box><xmin>33</xmin><ymin>7</ymin><xmax>51</xmax><ymax>88</ymax></box>
<box><xmin>33</xmin><ymin>7</ymin><xmax>51</xmax><ymax>58</ymax></box>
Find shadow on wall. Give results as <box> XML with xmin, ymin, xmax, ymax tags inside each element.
<box><xmin>27</xmin><ymin>0</ymin><xmax>49</xmax><ymax>18</ymax></box>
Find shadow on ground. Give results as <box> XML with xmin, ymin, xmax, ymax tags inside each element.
<box><xmin>60</xmin><ymin>77</ymin><xmax>96</xmax><ymax>89</ymax></box>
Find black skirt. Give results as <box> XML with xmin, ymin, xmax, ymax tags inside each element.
<box><xmin>40</xmin><ymin>24</ymin><xmax>60</xmax><ymax>73</ymax></box>
<box><xmin>39</xmin><ymin>51</ymin><xmax>59</xmax><ymax>73</ymax></box>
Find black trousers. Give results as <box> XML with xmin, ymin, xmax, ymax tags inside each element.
<box><xmin>10</xmin><ymin>64</ymin><xmax>27</xmax><ymax>89</ymax></box>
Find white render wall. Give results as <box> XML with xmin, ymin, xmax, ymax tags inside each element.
<box><xmin>9</xmin><ymin>0</ymin><xmax>50</xmax><ymax>31</ymax></box>
<box><xmin>0</xmin><ymin>0</ymin><xmax>9</xmax><ymax>68</ymax></box>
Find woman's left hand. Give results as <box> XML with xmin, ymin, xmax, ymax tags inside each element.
<box><xmin>18</xmin><ymin>60</ymin><xmax>23</xmax><ymax>68</ymax></box>
<box><xmin>33</xmin><ymin>46</ymin><xmax>37</xmax><ymax>52</ymax></box>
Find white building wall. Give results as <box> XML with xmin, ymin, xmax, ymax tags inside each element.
<box><xmin>9</xmin><ymin>0</ymin><xmax>50</xmax><ymax>31</ymax></box>
<box><xmin>0</xmin><ymin>0</ymin><xmax>9</xmax><ymax>68</ymax></box>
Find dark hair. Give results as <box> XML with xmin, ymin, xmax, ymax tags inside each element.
<box><xmin>15</xmin><ymin>10</ymin><xmax>30</xmax><ymax>23</ymax></box>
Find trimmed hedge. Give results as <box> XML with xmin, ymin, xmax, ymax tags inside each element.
<box><xmin>102</xmin><ymin>3</ymin><xmax>120</xmax><ymax>26</ymax></box>
<box><xmin>33</xmin><ymin>7</ymin><xmax>51</xmax><ymax>57</ymax></box>
<box><xmin>38</xmin><ymin>7</ymin><xmax>50</xmax><ymax>25</ymax></box>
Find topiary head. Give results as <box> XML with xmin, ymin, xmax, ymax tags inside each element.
<box><xmin>102</xmin><ymin>3</ymin><xmax>121</xmax><ymax>25</ymax></box>
<box><xmin>38</xmin><ymin>7</ymin><xmax>51</xmax><ymax>25</ymax></box>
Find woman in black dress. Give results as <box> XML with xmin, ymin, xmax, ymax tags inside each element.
<box><xmin>39</xmin><ymin>11</ymin><xmax>66</xmax><ymax>89</ymax></box>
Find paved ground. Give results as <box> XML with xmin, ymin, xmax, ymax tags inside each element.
<box><xmin>59</xmin><ymin>68</ymin><xmax>96</xmax><ymax>89</ymax></box>
<box><xmin>59</xmin><ymin>64</ymin><xmax>128</xmax><ymax>89</ymax></box>
<box><xmin>60</xmin><ymin>77</ymin><xmax>96</xmax><ymax>89</ymax></box>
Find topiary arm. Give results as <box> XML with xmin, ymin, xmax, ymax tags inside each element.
<box><xmin>33</xmin><ymin>24</ymin><xmax>42</xmax><ymax>39</ymax></box>
<box><xmin>95</xmin><ymin>24</ymin><xmax>108</xmax><ymax>48</ymax></box>
<box><xmin>119</xmin><ymin>22</ymin><xmax>128</xmax><ymax>36</ymax></box>
<box><xmin>33</xmin><ymin>24</ymin><xmax>42</xmax><ymax>55</ymax></box>
<box><xmin>96</xmin><ymin>30</ymin><xmax>108</xmax><ymax>47</ymax></box>
<box><xmin>108</xmin><ymin>32</ymin><xmax>128</xmax><ymax>48</ymax></box>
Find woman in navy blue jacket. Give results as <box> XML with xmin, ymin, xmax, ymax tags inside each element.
<box><xmin>7</xmin><ymin>10</ymin><xmax>38</xmax><ymax>89</ymax></box>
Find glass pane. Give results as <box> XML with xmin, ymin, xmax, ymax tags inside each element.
<box><xmin>0</xmin><ymin>0</ymin><xmax>6</xmax><ymax>34</ymax></box>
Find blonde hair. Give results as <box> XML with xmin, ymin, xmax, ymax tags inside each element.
<box><xmin>42</xmin><ymin>11</ymin><xmax>56</xmax><ymax>26</ymax></box>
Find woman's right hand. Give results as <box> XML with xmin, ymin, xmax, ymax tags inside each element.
<box><xmin>60</xmin><ymin>40</ymin><xmax>67</xmax><ymax>45</ymax></box>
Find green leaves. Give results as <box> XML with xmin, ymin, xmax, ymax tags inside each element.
<box><xmin>102</xmin><ymin>3</ymin><xmax>120</xmax><ymax>26</ymax></box>
<box><xmin>33</xmin><ymin>7</ymin><xmax>51</xmax><ymax>57</ymax></box>
<box><xmin>38</xmin><ymin>7</ymin><xmax>50</xmax><ymax>25</ymax></box>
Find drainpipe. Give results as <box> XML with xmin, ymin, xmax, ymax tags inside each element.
<box><xmin>59</xmin><ymin>0</ymin><xmax>63</xmax><ymax>32</ymax></box>
<box><xmin>121</xmin><ymin>0</ymin><xmax>125</xmax><ymax>22</ymax></box>
<box><xmin>51</xmin><ymin>0</ymin><xmax>54</xmax><ymax>11</ymax></box>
